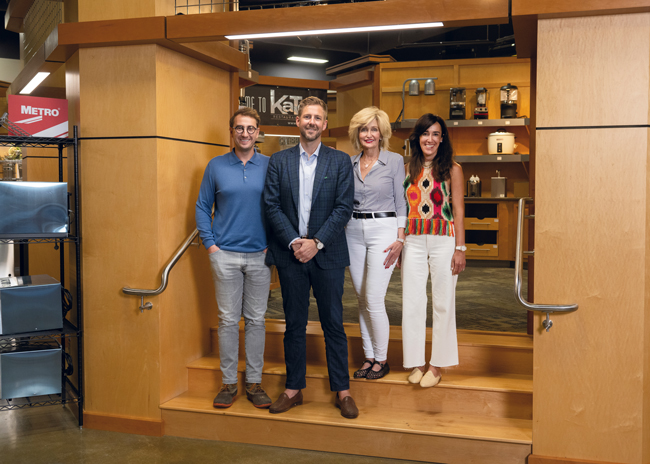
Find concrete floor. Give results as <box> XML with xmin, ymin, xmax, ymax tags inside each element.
<box><xmin>1</xmin><ymin>405</ymin><xmax>427</xmax><ymax>464</ymax></box>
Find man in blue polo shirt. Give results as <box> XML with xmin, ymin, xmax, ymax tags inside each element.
<box><xmin>196</xmin><ymin>107</ymin><xmax>271</xmax><ymax>409</ymax></box>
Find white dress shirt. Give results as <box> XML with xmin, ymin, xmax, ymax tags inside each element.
<box><xmin>294</xmin><ymin>143</ymin><xmax>321</xmax><ymax>244</ymax></box>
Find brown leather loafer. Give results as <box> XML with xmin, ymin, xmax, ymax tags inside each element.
<box><xmin>269</xmin><ymin>390</ymin><xmax>303</xmax><ymax>414</ymax></box>
<box><xmin>335</xmin><ymin>394</ymin><xmax>359</xmax><ymax>419</ymax></box>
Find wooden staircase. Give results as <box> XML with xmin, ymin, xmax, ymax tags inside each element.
<box><xmin>161</xmin><ymin>320</ymin><xmax>533</xmax><ymax>464</ymax></box>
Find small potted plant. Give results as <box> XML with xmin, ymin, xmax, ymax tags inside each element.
<box><xmin>2</xmin><ymin>146</ymin><xmax>23</xmax><ymax>181</ymax></box>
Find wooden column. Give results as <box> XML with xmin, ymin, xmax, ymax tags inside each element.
<box><xmin>532</xmin><ymin>12</ymin><xmax>650</xmax><ymax>464</ymax></box>
<box><xmin>67</xmin><ymin>43</ymin><xmax>227</xmax><ymax>434</ymax></box>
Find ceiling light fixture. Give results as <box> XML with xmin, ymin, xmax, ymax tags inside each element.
<box><xmin>226</xmin><ymin>21</ymin><xmax>444</xmax><ymax>40</ymax></box>
<box><xmin>288</xmin><ymin>56</ymin><xmax>329</xmax><ymax>64</ymax></box>
<box><xmin>20</xmin><ymin>72</ymin><xmax>50</xmax><ymax>95</ymax></box>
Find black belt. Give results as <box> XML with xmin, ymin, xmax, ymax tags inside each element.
<box><xmin>352</xmin><ymin>212</ymin><xmax>397</xmax><ymax>219</ymax></box>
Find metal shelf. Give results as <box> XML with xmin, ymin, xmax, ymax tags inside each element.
<box><xmin>456</xmin><ymin>154</ymin><xmax>530</xmax><ymax>163</ymax></box>
<box><xmin>0</xmin><ymin>135</ymin><xmax>74</xmax><ymax>148</ymax></box>
<box><xmin>0</xmin><ymin>379</ymin><xmax>80</xmax><ymax>411</ymax></box>
<box><xmin>0</xmin><ymin>127</ymin><xmax>83</xmax><ymax>426</ymax></box>
<box><xmin>0</xmin><ymin>319</ymin><xmax>80</xmax><ymax>343</ymax></box>
<box><xmin>392</xmin><ymin>118</ymin><xmax>529</xmax><ymax>130</ymax></box>
<box><xmin>0</xmin><ymin>236</ymin><xmax>79</xmax><ymax>245</ymax></box>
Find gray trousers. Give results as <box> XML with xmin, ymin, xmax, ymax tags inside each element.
<box><xmin>208</xmin><ymin>249</ymin><xmax>271</xmax><ymax>384</ymax></box>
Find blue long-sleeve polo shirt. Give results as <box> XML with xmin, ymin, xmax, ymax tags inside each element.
<box><xmin>195</xmin><ymin>150</ymin><xmax>270</xmax><ymax>253</ymax></box>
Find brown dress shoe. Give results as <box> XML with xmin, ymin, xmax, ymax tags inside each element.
<box><xmin>335</xmin><ymin>393</ymin><xmax>359</xmax><ymax>419</ymax></box>
<box><xmin>269</xmin><ymin>390</ymin><xmax>303</xmax><ymax>414</ymax></box>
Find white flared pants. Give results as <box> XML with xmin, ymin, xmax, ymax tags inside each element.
<box><xmin>346</xmin><ymin>216</ymin><xmax>398</xmax><ymax>362</ymax></box>
<box><xmin>401</xmin><ymin>234</ymin><xmax>459</xmax><ymax>368</ymax></box>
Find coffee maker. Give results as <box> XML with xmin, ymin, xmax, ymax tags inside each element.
<box><xmin>500</xmin><ymin>83</ymin><xmax>518</xmax><ymax>118</ymax></box>
<box><xmin>449</xmin><ymin>87</ymin><xmax>466</xmax><ymax>120</ymax></box>
<box><xmin>474</xmin><ymin>87</ymin><xmax>488</xmax><ymax>119</ymax></box>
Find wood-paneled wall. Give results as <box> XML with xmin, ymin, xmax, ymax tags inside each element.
<box><xmin>74</xmin><ymin>43</ymin><xmax>225</xmax><ymax>425</ymax></box>
<box><xmin>533</xmin><ymin>12</ymin><xmax>650</xmax><ymax>464</ymax></box>
<box><xmin>77</xmin><ymin>0</ymin><xmax>173</xmax><ymax>22</ymax></box>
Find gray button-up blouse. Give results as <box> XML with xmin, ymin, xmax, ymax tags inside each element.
<box><xmin>350</xmin><ymin>150</ymin><xmax>407</xmax><ymax>227</ymax></box>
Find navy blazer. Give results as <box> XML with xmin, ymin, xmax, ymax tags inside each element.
<box><xmin>264</xmin><ymin>144</ymin><xmax>354</xmax><ymax>270</ymax></box>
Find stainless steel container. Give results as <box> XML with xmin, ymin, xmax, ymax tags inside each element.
<box><xmin>491</xmin><ymin>171</ymin><xmax>507</xmax><ymax>198</ymax></box>
<box><xmin>0</xmin><ymin>182</ymin><xmax>69</xmax><ymax>238</ymax></box>
<box><xmin>0</xmin><ymin>275</ymin><xmax>62</xmax><ymax>334</ymax></box>
<box><xmin>467</xmin><ymin>177</ymin><xmax>482</xmax><ymax>197</ymax></box>
<box><xmin>0</xmin><ymin>344</ymin><xmax>62</xmax><ymax>399</ymax></box>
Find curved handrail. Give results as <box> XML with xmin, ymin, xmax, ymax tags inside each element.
<box><xmin>515</xmin><ymin>197</ymin><xmax>578</xmax><ymax>330</ymax></box>
<box><xmin>122</xmin><ymin>228</ymin><xmax>199</xmax><ymax>311</ymax></box>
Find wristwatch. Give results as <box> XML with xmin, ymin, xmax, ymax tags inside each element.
<box><xmin>314</xmin><ymin>238</ymin><xmax>324</xmax><ymax>250</ymax></box>
<box><xmin>455</xmin><ymin>245</ymin><xmax>467</xmax><ymax>252</ymax></box>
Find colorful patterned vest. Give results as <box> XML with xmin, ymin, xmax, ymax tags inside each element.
<box><xmin>404</xmin><ymin>166</ymin><xmax>454</xmax><ymax>236</ymax></box>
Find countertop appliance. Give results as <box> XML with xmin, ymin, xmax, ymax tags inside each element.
<box><xmin>0</xmin><ymin>182</ymin><xmax>69</xmax><ymax>238</ymax></box>
<box><xmin>500</xmin><ymin>83</ymin><xmax>518</xmax><ymax>118</ymax></box>
<box><xmin>488</xmin><ymin>130</ymin><xmax>516</xmax><ymax>155</ymax></box>
<box><xmin>467</xmin><ymin>175</ymin><xmax>482</xmax><ymax>197</ymax></box>
<box><xmin>0</xmin><ymin>275</ymin><xmax>63</xmax><ymax>334</ymax></box>
<box><xmin>0</xmin><ymin>344</ymin><xmax>62</xmax><ymax>399</ymax></box>
<box><xmin>449</xmin><ymin>87</ymin><xmax>466</xmax><ymax>120</ymax></box>
<box><xmin>491</xmin><ymin>170</ymin><xmax>507</xmax><ymax>198</ymax></box>
<box><xmin>474</xmin><ymin>88</ymin><xmax>488</xmax><ymax>119</ymax></box>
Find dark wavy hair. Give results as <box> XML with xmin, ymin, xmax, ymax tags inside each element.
<box><xmin>407</xmin><ymin>113</ymin><xmax>454</xmax><ymax>183</ymax></box>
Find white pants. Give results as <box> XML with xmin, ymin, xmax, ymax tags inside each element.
<box><xmin>401</xmin><ymin>234</ymin><xmax>459</xmax><ymax>368</ymax></box>
<box><xmin>346</xmin><ymin>216</ymin><xmax>398</xmax><ymax>362</ymax></box>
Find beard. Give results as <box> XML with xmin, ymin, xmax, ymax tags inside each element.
<box><xmin>299</xmin><ymin>124</ymin><xmax>321</xmax><ymax>142</ymax></box>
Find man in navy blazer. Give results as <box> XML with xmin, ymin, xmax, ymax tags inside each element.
<box><xmin>264</xmin><ymin>96</ymin><xmax>358</xmax><ymax>419</ymax></box>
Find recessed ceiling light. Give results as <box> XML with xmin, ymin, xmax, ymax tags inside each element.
<box><xmin>226</xmin><ymin>22</ymin><xmax>444</xmax><ymax>40</ymax></box>
<box><xmin>288</xmin><ymin>56</ymin><xmax>329</xmax><ymax>64</ymax></box>
<box><xmin>20</xmin><ymin>72</ymin><xmax>50</xmax><ymax>95</ymax></box>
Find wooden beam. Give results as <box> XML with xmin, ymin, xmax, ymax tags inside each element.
<box><xmin>329</xmin><ymin>68</ymin><xmax>373</xmax><ymax>91</ymax></box>
<box><xmin>512</xmin><ymin>0</ymin><xmax>650</xmax><ymax>18</ymax></box>
<box><xmin>4</xmin><ymin>0</ymin><xmax>35</xmax><ymax>32</ymax></box>
<box><xmin>166</xmin><ymin>0</ymin><xmax>510</xmax><ymax>42</ymax></box>
<box><xmin>257</xmin><ymin>75</ymin><xmax>329</xmax><ymax>90</ymax></box>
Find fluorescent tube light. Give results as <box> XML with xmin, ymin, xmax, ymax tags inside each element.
<box><xmin>288</xmin><ymin>56</ymin><xmax>329</xmax><ymax>64</ymax></box>
<box><xmin>226</xmin><ymin>22</ymin><xmax>444</xmax><ymax>40</ymax></box>
<box><xmin>20</xmin><ymin>72</ymin><xmax>51</xmax><ymax>95</ymax></box>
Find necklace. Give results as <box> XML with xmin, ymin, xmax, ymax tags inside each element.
<box><xmin>363</xmin><ymin>155</ymin><xmax>378</xmax><ymax>168</ymax></box>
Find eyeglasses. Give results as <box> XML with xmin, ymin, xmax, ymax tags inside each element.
<box><xmin>234</xmin><ymin>125</ymin><xmax>258</xmax><ymax>134</ymax></box>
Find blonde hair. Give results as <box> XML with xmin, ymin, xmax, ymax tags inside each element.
<box><xmin>348</xmin><ymin>107</ymin><xmax>391</xmax><ymax>152</ymax></box>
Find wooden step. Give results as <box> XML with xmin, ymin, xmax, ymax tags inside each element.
<box><xmin>211</xmin><ymin>320</ymin><xmax>533</xmax><ymax>375</ymax></box>
<box><xmin>161</xmin><ymin>390</ymin><xmax>532</xmax><ymax>464</ymax></box>
<box><xmin>187</xmin><ymin>356</ymin><xmax>532</xmax><ymax>420</ymax></box>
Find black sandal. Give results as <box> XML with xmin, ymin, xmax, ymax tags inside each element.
<box><xmin>353</xmin><ymin>360</ymin><xmax>374</xmax><ymax>378</ymax></box>
<box><xmin>366</xmin><ymin>361</ymin><xmax>390</xmax><ymax>380</ymax></box>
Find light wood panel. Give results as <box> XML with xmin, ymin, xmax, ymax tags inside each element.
<box><xmin>187</xmin><ymin>356</ymin><xmax>532</xmax><ymax>419</ymax></box>
<box><xmin>156</xmin><ymin>137</ymin><xmax>223</xmax><ymax>404</ymax></box>
<box><xmin>537</xmin><ymin>13</ymin><xmax>650</xmax><ymax>128</ymax></box>
<box><xmin>154</xmin><ymin>45</ymin><xmax>231</xmax><ymax>144</ymax></box>
<box><xmin>166</xmin><ymin>0</ymin><xmax>510</xmax><ymax>42</ymax></box>
<box><xmin>528</xmin><ymin>456</ymin><xmax>622</xmax><ymax>464</ymax></box>
<box><xmin>80</xmin><ymin>138</ymin><xmax>162</xmax><ymax>419</ymax></box>
<box><xmin>162</xmin><ymin>393</ymin><xmax>531</xmax><ymax>464</ymax></box>
<box><xmin>336</xmin><ymin>84</ymin><xmax>373</xmax><ymax>128</ymax></box>
<box><xmin>534</xmin><ymin>128</ymin><xmax>648</xmax><ymax>463</ymax></box>
<box><xmin>78</xmin><ymin>0</ymin><xmax>157</xmax><ymax>22</ymax></box>
<box><xmin>78</xmin><ymin>45</ymin><xmax>158</xmax><ymax>137</ymax></box>
<box><xmin>513</xmin><ymin>0</ymin><xmax>650</xmax><ymax>17</ymax></box>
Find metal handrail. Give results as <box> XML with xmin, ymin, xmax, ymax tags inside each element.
<box><xmin>515</xmin><ymin>197</ymin><xmax>578</xmax><ymax>331</ymax></box>
<box><xmin>122</xmin><ymin>228</ymin><xmax>200</xmax><ymax>312</ymax></box>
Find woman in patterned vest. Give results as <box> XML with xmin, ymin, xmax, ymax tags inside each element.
<box><xmin>401</xmin><ymin>113</ymin><xmax>466</xmax><ymax>388</ymax></box>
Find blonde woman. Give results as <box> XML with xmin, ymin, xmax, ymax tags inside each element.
<box><xmin>346</xmin><ymin>107</ymin><xmax>406</xmax><ymax>380</ymax></box>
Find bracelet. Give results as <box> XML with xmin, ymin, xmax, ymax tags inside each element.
<box><xmin>396</xmin><ymin>238</ymin><xmax>405</xmax><ymax>243</ymax></box>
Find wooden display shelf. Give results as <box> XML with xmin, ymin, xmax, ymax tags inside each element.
<box><xmin>392</xmin><ymin>118</ymin><xmax>529</xmax><ymax>130</ymax></box>
<box><xmin>457</xmin><ymin>154</ymin><xmax>529</xmax><ymax>163</ymax></box>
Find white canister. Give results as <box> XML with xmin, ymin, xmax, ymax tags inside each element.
<box><xmin>487</xmin><ymin>131</ymin><xmax>516</xmax><ymax>155</ymax></box>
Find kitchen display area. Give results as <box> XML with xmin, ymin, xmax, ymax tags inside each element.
<box><xmin>255</xmin><ymin>56</ymin><xmax>532</xmax><ymax>333</ymax></box>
